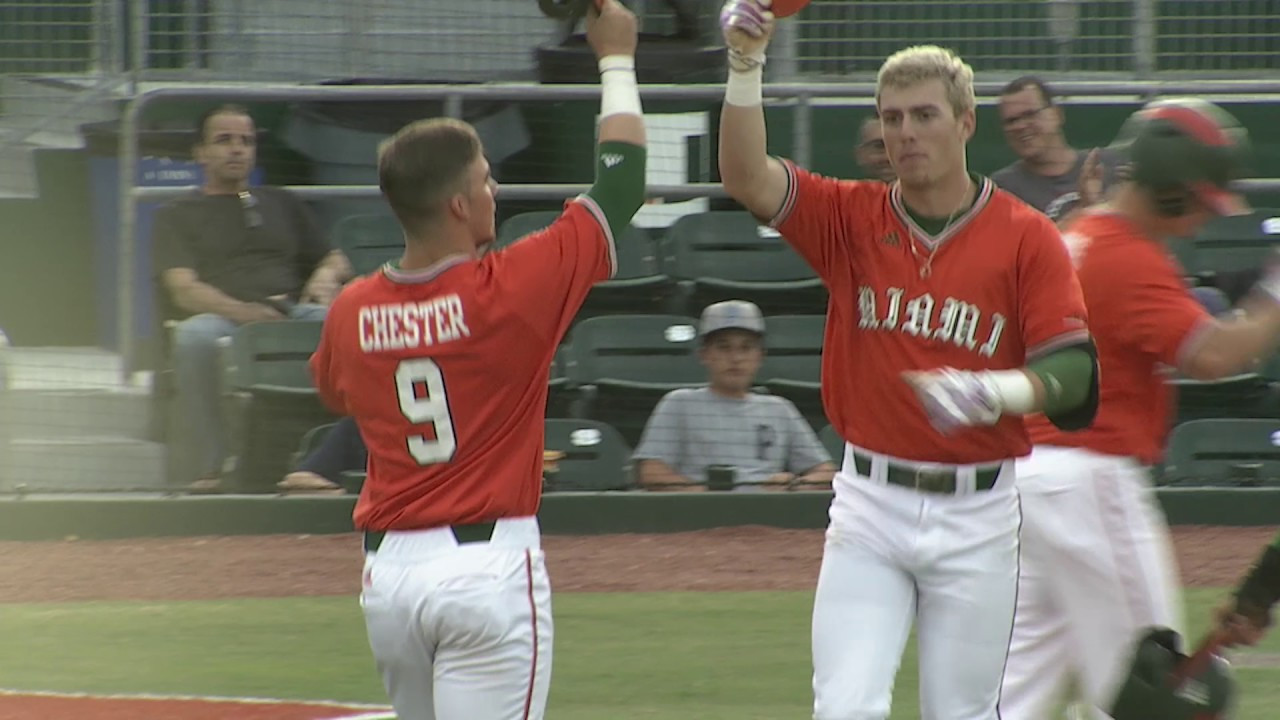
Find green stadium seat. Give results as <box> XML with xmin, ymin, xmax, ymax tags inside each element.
<box><xmin>1185</xmin><ymin>208</ymin><xmax>1280</xmax><ymax>280</ymax></box>
<box><xmin>543</xmin><ymin>418</ymin><xmax>633</xmax><ymax>491</ymax></box>
<box><xmin>819</xmin><ymin>424</ymin><xmax>845</xmax><ymax>466</ymax></box>
<box><xmin>761</xmin><ymin>314</ymin><xmax>825</xmax><ymax>383</ymax></box>
<box><xmin>498</xmin><ymin>210</ymin><xmax>678</xmax><ymax>318</ymax></box>
<box><xmin>547</xmin><ymin>343</ymin><xmax>576</xmax><ymax>419</ymax></box>
<box><xmin>664</xmin><ymin>211</ymin><xmax>827</xmax><ymax>316</ymax></box>
<box><xmin>566</xmin><ymin>314</ymin><xmax>703</xmax><ymax>386</ymax></box>
<box><xmin>291</xmin><ymin>421</ymin><xmax>337</xmax><ymax>469</ymax></box>
<box><xmin>227</xmin><ymin>321</ymin><xmax>337</xmax><ymax>491</ymax></box>
<box><xmin>1170</xmin><ymin>374</ymin><xmax>1278</xmax><ymax>425</ymax></box>
<box><xmin>566</xmin><ymin>314</ymin><xmax>704</xmax><ymax>445</ymax></box>
<box><xmin>496</xmin><ymin>210</ymin><xmax>562</xmax><ymax>249</ymax></box>
<box><xmin>763</xmin><ymin>378</ymin><xmax>827</xmax><ymax>433</ymax></box>
<box><xmin>1162</xmin><ymin>418</ymin><xmax>1280</xmax><ymax>487</ymax></box>
<box><xmin>332</xmin><ymin>213</ymin><xmax>403</xmax><ymax>276</ymax></box>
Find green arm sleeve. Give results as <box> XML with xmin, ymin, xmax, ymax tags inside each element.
<box><xmin>1235</xmin><ymin>531</ymin><xmax>1280</xmax><ymax>614</ymax></box>
<box><xmin>1027</xmin><ymin>342</ymin><xmax>1099</xmax><ymax>431</ymax></box>
<box><xmin>585</xmin><ymin>140</ymin><xmax>647</xmax><ymax>241</ymax></box>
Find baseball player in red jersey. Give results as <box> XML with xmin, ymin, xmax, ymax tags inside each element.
<box><xmin>718</xmin><ymin>3</ymin><xmax>1100</xmax><ymax>718</ymax></box>
<box><xmin>307</xmin><ymin>3</ymin><xmax>645</xmax><ymax>718</ymax></box>
<box><xmin>1001</xmin><ymin>99</ymin><xmax>1280</xmax><ymax>719</ymax></box>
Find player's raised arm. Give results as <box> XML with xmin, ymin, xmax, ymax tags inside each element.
<box><xmin>584</xmin><ymin>0</ymin><xmax>646</xmax><ymax>239</ymax></box>
<box><xmin>717</xmin><ymin>0</ymin><xmax>789</xmax><ymax>220</ymax></box>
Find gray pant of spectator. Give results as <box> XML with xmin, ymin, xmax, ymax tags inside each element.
<box><xmin>173</xmin><ymin>304</ymin><xmax>328</xmax><ymax>479</ymax></box>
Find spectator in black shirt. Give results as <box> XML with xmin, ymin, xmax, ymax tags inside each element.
<box><xmin>153</xmin><ymin>104</ymin><xmax>351</xmax><ymax>491</ymax></box>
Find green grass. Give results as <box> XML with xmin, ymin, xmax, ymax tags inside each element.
<box><xmin>0</xmin><ymin>590</ymin><xmax>1277</xmax><ymax>719</ymax></box>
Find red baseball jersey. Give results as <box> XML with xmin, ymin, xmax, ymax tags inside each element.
<box><xmin>310</xmin><ymin>197</ymin><xmax>616</xmax><ymax>531</ymax></box>
<box><xmin>771</xmin><ymin>161</ymin><xmax>1089</xmax><ymax>464</ymax></box>
<box><xmin>1025</xmin><ymin>211</ymin><xmax>1213</xmax><ymax>464</ymax></box>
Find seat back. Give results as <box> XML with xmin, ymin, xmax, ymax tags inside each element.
<box><xmin>498</xmin><ymin>210</ymin><xmax>662</xmax><ymax>279</ymax></box>
<box><xmin>666</xmin><ymin>211</ymin><xmax>815</xmax><ymax>282</ymax></box>
<box><xmin>496</xmin><ymin>210</ymin><xmax>562</xmax><ymax>249</ymax></box>
<box><xmin>332</xmin><ymin>213</ymin><xmax>403</xmax><ymax>275</ymax></box>
<box><xmin>818</xmin><ymin>424</ymin><xmax>844</xmax><ymax>465</ymax></box>
<box><xmin>229</xmin><ymin>321</ymin><xmax>325</xmax><ymax>391</ymax></box>
<box><xmin>764</xmin><ymin>378</ymin><xmax>827</xmax><ymax>432</ymax></box>
<box><xmin>761</xmin><ymin>314</ymin><xmax>825</xmax><ymax>383</ymax></box>
<box><xmin>543</xmin><ymin>418</ymin><xmax>632</xmax><ymax>491</ymax></box>
<box><xmin>1188</xmin><ymin>209</ymin><xmax>1280</xmax><ymax>276</ymax></box>
<box><xmin>567</xmin><ymin>314</ymin><xmax>703</xmax><ymax>385</ymax></box>
<box><xmin>1163</xmin><ymin>418</ymin><xmax>1280</xmax><ymax>486</ymax></box>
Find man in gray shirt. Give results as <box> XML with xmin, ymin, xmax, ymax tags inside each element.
<box><xmin>992</xmin><ymin>76</ymin><xmax>1115</xmax><ymax>224</ymax></box>
<box><xmin>632</xmin><ymin>300</ymin><xmax>836</xmax><ymax>491</ymax></box>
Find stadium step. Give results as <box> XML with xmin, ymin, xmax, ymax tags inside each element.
<box><xmin>3</xmin><ymin>388</ymin><xmax>151</xmax><ymax>440</ymax></box>
<box><xmin>1</xmin><ymin>435</ymin><xmax>167</xmax><ymax>493</ymax></box>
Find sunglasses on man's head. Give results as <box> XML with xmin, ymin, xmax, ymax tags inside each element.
<box><xmin>238</xmin><ymin>190</ymin><xmax>262</xmax><ymax>229</ymax></box>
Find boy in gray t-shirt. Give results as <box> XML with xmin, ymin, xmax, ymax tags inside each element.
<box><xmin>632</xmin><ymin>300</ymin><xmax>836</xmax><ymax>491</ymax></box>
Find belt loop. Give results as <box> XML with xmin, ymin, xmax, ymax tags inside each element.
<box><xmin>957</xmin><ymin>467</ymin><xmax>977</xmax><ymax>495</ymax></box>
<box><xmin>871</xmin><ymin>454</ymin><xmax>888</xmax><ymax>485</ymax></box>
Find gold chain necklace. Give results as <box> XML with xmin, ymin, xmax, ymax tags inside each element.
<box><xmin>910</xmin><ymin>178</ymin><xmax>972</xmax><ymax>279</ymax></box>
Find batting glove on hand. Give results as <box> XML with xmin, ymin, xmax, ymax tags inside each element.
<box><xmin>903</xmin><ymin>368</ymin><xmax>1003</xmax><ymax>435</ymax></box>
<box><xmin>720</xmin><ymin>0</ymin><xmax>773</xmax><ymax>71</ymax></box>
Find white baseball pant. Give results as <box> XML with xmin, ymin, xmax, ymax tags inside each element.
<box><xmin>812</xmin><ymin>444</ymin><xmax>1022</xmax><ymax>720</ymax></box>
<box><xmin>359</xmin><ymin>516</ymin><xmax>553</xmax><ymax>720</ymax></box>
<box><xmin>999</xmin><ymin>446</ymin><xmax>1183</xmax><ymax>719</ymax></box>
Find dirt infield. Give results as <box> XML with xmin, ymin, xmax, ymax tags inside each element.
<box><xmin>0</xmin><ymin>525</ymin><xmax>1275</xmax><ymax>604</ymax></box>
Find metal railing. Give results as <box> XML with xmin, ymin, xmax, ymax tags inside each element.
<box><xmin>119</xmin><ymin>81</ymin><xmax>1280</xmax><ymax>376</ymax></box>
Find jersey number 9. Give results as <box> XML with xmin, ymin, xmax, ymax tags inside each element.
<box><xmin>395</xmin><ymin>358</ymin><xmax>457</xmax><ymax>465</ymax></box>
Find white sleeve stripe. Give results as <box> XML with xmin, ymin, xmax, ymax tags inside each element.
<box><xmin>767</xmin><ymin>160</ymin><xmax>799</xmax><ymax>229</ymax></box>
<box><xmin>1027</xmin><ymin>329</ymin><xmax>1092</xmax><ymax>359</ymax></box>
<box><xmin>572</xmin><ymin>194</ymin><xmax>618</xmax><ymax>279</ymax></box>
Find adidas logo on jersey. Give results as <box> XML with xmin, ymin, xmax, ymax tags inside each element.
<box><xmin>601</xmin><ymin>153</ymin><xmax>624</xmax><ymax>168</ymax></box>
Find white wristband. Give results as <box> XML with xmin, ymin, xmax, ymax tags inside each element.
<box><xmin>599</xmin><ymin>55</ymin><xmax>641</xmax><ymax>118</ymax></box>
<box><xmin>725</xmin><ymin>65</ymin><xmax>763</xmax><ymax>107</ymax></box>
<box><xmin>984</xmin><ymin>369</ymin><xmax>1037</xmax><ymax>415</ymax></box>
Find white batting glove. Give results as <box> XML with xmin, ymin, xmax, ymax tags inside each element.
<box><xmin>719</xmin><ymin>0</ymin><xmax>774</xmax><ymax>71</ymax></box>
<box><xmin>903</xmin><ymin>368</ymin><xmax>1004</xmax><ymax>435</ymax></box>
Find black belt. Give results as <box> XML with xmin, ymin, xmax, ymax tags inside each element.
<box><xmin>852</xmin><ymin>451</ymin><xmax>1001</xmax><ymax>494</ymax></box>
<box><xmin>363</xmin><ymin>521</ymin><xmax>498</xmax><ymax>553</ymax></box>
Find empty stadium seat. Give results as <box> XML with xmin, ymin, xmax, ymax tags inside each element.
<box><xmin>664</xmin><ymin>211</ymin><xmax>828</xmax><ymax>316</ymax></box>
<box><xmin>1170</xmin><ymin>374</ymin><xmax>1280</xmax><ymax>425</ymax></box>
<box><xmin>763</xmin><ymin>378</ymin><xmax>827</xmax><ymax>432</ymax></box>
<box><xmin>227</xmin><ymin>321</ymin><xmax>337</xmax><ymax>491</ymax></box>
<box><xmin>1183</xmin><ymin>208</ymin><xmax>1280</xmax><ymax>280</ymax></box>
<box><xmin>566</xmin><ymin>314</ymin><xmax>703</xmax><ymax>386</ymax></box>
<box><xmin>332</xmin><ymin>213</ymin><xmax>403</xmax><ymax>275</ymax></box>
<box><xmin>496</xmin><ymin>210</ymin><xmax>562</xmax><ymax>249</ymax></box>
<box><xmin>761</xmin><ymin>314</ymin><xmax>825</xmax><ymax>383</ymax></box>
<box><xmin>1162</xmin><ymin>418</ymin><xmax>1280</xmax><ymax>486</ymax></box>
<box><xmin>543</xmin><ymin>418</ymin><xmax>633</xmax><ymax>491</ymax></box>
<box><xmin>566</xmin><ymin>314</ymin><xmax>704</xmax><ymax>445</ymax></box>
<box><xmin>547</xmin><ymin>343</ymin><xmax>576</xmax><ymax>419</ymax></box>
<box><xmin>499</xmin><ymin>210</ymin><xmax>678</xmax><ymax>318</ymax></box>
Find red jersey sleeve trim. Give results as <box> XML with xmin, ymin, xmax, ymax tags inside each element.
<box><xmin>1027</xmin><ymin>328</ymin><xmax>1092</xmax><ymax>359</ymax></box>
<box><xmin>766</xmin><ymin>159</ymin><xmax>800</xmax><ymax>229</ymax></box>
<box><xmin>1174</xmin><ymin>315</ymin><xmax>1217</xmax><ymax>371</ymax></box>
<box><xmin>570</xmin><ymin>194</ymin><xmax>618</xmax><ymax>279</ymax></box>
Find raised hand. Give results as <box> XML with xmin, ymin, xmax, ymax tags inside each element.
<box><xmin>720</xmin><ymin>0</ymin><xmax>774</xmax><ymax>70</ymax></box>
<box><xmin>586</xmin><ymin>0</ymin><xmax>639</xmax><ymax>60</ymax></box>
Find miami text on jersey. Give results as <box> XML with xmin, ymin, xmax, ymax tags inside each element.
<box><xmin>358</xmin><ymin>293</ymin><xmax>472</xmax><ymax>353</ymax></box>
<box><xmin>857</xmin><ymin>285</ymin><xmax>1007</xmax><ymax>358</ymax></box>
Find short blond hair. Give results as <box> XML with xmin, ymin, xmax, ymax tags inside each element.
<box><xmin>876</xmin><ymin>45</ymin><xmax>976</xmax><ymax>119</ymax></box>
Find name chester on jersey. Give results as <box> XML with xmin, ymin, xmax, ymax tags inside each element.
<box><xmin>358</xmin><ymin>294</ymin><xmax>471</xmax><ymax>353</ymax></box>
<box><xmin>857</xmin><ymin>285</ymin><xmax>1006</xmax><ymax>357</ymax></box>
